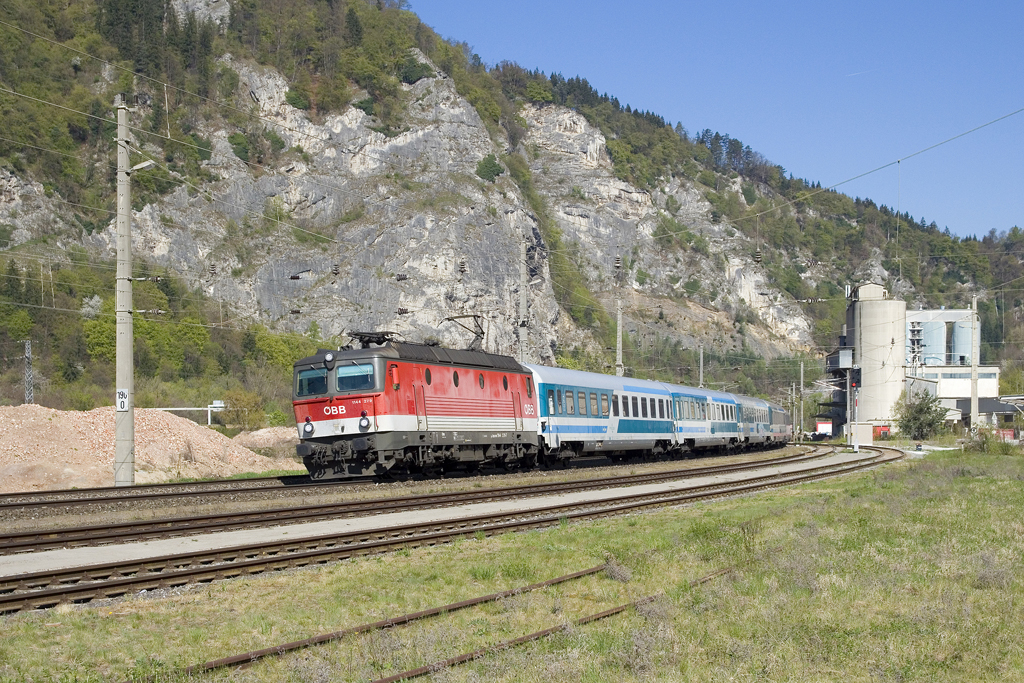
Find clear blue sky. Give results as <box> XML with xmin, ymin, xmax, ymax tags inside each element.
<box><xmin>410</xmin><ymin>0</ymin><xmax>1023</xmax><ymax>240</ymax></box>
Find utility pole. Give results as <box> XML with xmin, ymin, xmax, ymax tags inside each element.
<box><xmin>698</xmin><ymin>346</ymin><xmax>704</xmax><ymax>388</ymax></box>
<box><xmin>115</xmin><ymin>92</ymin><xmax>135</xmax><ymax>487</ymax></box>
<box><xmin>853</xmin><ymin>384</ymin><xmax>860</xmax><ymax>453</ymax></box>
<box><xmin>799</xmin><ymin>361</ymin><xmax>804</xmax><ymax>443</ymax></box>
<box><xmin>112</xmin><ymin>95</ymin><xmax>155</xmax><ymax>488</ymax></box>
<box><xmin>518</xmin><ymin>239</ymin><xmax>528</xmax><ymax>364</ymax></box>
<box><xmin>614</xmin><ymin>256</ymin><xmax>623</xmax><ymax>377</ymax></box>
<box><xmin>21</xmin><ymin>340</ymin><xmax>32</xmax><ymax>404</ymax></box>
<box><xmin>791</xmin><ymin>382</ymin><xmax>796</xmax><ymax>432</ymax></box>
<box><xmin>971</xmin><ymin>295</ymin><xmax>979</xmax><ymax>434</ymax></box>
<box><xmin>846</xmin><ymin>369</ymin><xmax>851</xmax><ymax>445</ymax></box>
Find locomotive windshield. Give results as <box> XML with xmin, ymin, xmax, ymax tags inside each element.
<box><xmin>337</xmin><ymin>363</ymin><xmax>376</xmax><ymax>392</ymax></box>
<box><xmin>296</xmin><ymin>367</ymin><xmax>328</xmax><ymax>397</ymax></box>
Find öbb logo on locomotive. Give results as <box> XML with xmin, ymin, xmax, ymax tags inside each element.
<box><xmin>293</xmin><ymin>336</ymin><xmax>792</xmax><ymax>480</ymax></box>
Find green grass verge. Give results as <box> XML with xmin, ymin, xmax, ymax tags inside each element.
<box><xmin>1</xmin><ymin>448</ymin><xmax>1022</xmax><ymax>681</ymax></box>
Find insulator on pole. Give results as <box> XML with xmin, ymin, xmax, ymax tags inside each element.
<box><xmin>397</xmin><ymin>307</ymin><xmax>410</xmax><ymax>315</ymax></box>
<box><xmin>332</xmin><ymin>264</ymin><xmax>340</xmax><ymax>275</ymax></box>
<box><xmin>395</xmin><ymin>273</ymin><xmax>408</xmax><ymax>281</ymax></box>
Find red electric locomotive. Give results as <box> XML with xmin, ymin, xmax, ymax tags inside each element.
<box><xmin>293</xmin><ymin>333</ymin><xmax>539</xmax><ymax>479</ymax></box>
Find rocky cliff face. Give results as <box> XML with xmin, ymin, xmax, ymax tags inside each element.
<box><xmin>2</xmin><ymin>47</ymin><xmax>814</xmax><ymax>363</ymax></box>
<box><xmin>520</xmin><ymin>105</ymin><xmax>813</xmax><ymax>356</ymax></box>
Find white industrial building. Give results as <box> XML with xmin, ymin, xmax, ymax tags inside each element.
<box><xmin>824</xmin><ymin>283</ymin><xmax>1003</xmax><ymax>439</ymax></box>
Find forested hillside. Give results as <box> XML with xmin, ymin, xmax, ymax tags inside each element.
<box><xmin>1</xmin><ymin>0</ymin><xmax>1022</xmax><ymax>417</ymax></box>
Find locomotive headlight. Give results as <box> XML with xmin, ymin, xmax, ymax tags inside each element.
<box><xmin>303</xmin><ymin>417</ymin><xmax>314</xmax><ymax>435</ymax></box>
<box><xmin>359</xmin><ymin>411</ymin><xmax>370</xmax><ymax>430</ymax></box>
<box><xmin>324</xmin><ymin>352</ymin><xmax>334</xmax><ymax>362</ymax></box>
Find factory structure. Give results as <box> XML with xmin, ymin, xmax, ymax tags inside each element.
<box><xmin>822</xmin><ymin>283</ymin><xmax>1013</xmax><ymax>441</ymax></box>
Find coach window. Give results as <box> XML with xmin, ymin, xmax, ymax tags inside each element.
<box><xmin>425</xmin><ymin>368</ymin><xmax>431</xmax><ymax>385</ymax></box>
<box><xmin>479</xmin><ymin>373</ymin><xmax>485</xmax><ymax>389</ymax></box>
<box><xmin>556</xmin><ymin>390</ymin><xmax>563</xmax><ymax>414</ymax></box>
<box><xmin>547</xmin><ymin>390</ymin><xmax>555</xmax><ymax>415</ymax></box>
<box><xmin>453</xmin><ymin>371</ymin><xmax>459</xmax><ymax>387</ymax></box>
<box><xmin>579</xmin><ymin>391</ymin><xmax>588</xmax><ymax>415</ymax></box>
<box><xmin>590</xmin><ymin>393</ymin><xmax>598</xmax><ymax>416</ymax></box>
<box><xmin>601</xmin><ymin>394</ymin><xmax>609</xmax><ymax>417</ymax></box>
<box><xmin>641</xmin><ymin>397</ymin><xmax>648</xmax><ymax>418</ymax></box>
<box><xmin>503</xmin><ymin>376</ymin><xmax>508</xmax><ymax>391</ymax></box>
<box><xmin>631</xmin><ymin>396</ymin><xmax>638</xmax><ymax>417</ymax></box>
<box><xmin>658</xmin><ymin>399</ymin><xmax>665</xmax><ymax>419</ymax></box>
<box><xmin>566</xmin><ymin>391</ymin><xmax>575</xmax><ymax>415</ymax></box>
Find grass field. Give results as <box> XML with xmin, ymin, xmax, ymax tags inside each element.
<box><xmin>1</xmin><ymin>447</ymin><xmax>1022</xmax><ymax>682</ymax></box>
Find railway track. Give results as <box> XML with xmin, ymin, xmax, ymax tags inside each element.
<box><xmin>0</xmin><ymin>446</ymin><xmax>902</xmax><ymax>614</ymax></box>
<box><xmin>0</xmin><ymin>448</ymin><xmax>808</xmax><ymax>519</ymax></box>
<box><xmin>0</xmin><ymin>473</ymin><xmax>376</xmax><ymax>513</ymax></box>
<box><xmin>0</xmin><ymin>449</ymin><xmax>825</xmax><ymax>555</ymax></box>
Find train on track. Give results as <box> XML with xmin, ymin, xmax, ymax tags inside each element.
<box><xmin>293</xmin><ymin>333</ymin><xmax>793</xmax><ymax>479</ymax></box>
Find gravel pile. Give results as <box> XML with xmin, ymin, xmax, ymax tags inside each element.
<box><xmin>0</xmin><ymin>405</ymin><xmax>282</xmax><ymax>492</ymax></box>
<box><xmin>232</xmin><ymin>426</ymin><xmax>298</xmax><ymax>450</ymax></box>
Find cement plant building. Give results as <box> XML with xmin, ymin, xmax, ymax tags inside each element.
<box><xmin>823</xmin><ymin>283</ymin><xmax>1006</xmax><ymax>439</ymax></box>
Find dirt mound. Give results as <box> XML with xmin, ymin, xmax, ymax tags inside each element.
<box><xmin>232</xmin><ymin>426</ymin><xmax>300</xmax><ymax>460</ymax></box>
<box><xmin>0</xmin><ymin>405</ymin><xmax>284</xmax><ymax>492</ymax></box>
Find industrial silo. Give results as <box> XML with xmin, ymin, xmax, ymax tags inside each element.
<box><xmin>849</xmin><ymin>283</ymin><xmax>906</xmax><ymax>426</ymax></box>
<box><xmin>951</xmin><ymin>318</ymin><xmax>976</xmax><ymax>365</ymax></box>
<box><xmin>921</xmin><ymin>320</ymin><xmax>946</xmax><ymax>365</ymax></box>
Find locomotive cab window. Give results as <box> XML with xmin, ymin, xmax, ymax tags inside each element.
<box><xmin>336</xmin><ymin>363</ymin><xmax>375</xmax><ymax>393</ymax></box>
<box><xmin>296</xmin><ymin>367</ymin><xmax>328</xmax><ymax>397</ymax></box>
<box><xmin>526</xmin><ymin>377</ymin><xmax>533</xmax><ymax>398</ymax></box>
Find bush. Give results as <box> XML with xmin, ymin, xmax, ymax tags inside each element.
<box><xmin>285</xmin><ymin>89</ymin><xmax>310</xmax><ymax>110</ymax></box>
<box><xmin>894</xmin><ymin>390</ymin><xmax>947</xmax><ymax>440</ymax></box>
<box><xmin>475</xmin><ymin>153</ymin><xmax>503</xmax><ymax>182</ymax></box>
<box><xmin>227</xmin><ymin>133</ymin><xmax>250</xmax><ymax>161</ymax></box>
<box><xmin>223</xmin><ymin>389</ymin><xmax>265</xmax><ymax>431</ymax></box>
<box><xmin>399</xmin><ymin>56</ymin><xmax>435</xmax><ymax>84</ymax></box>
